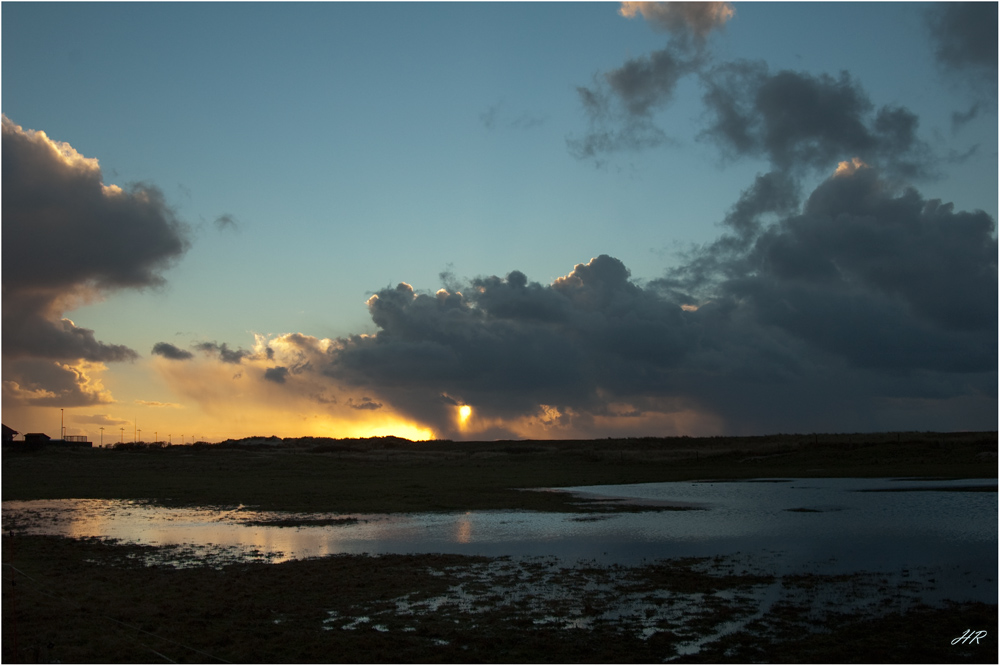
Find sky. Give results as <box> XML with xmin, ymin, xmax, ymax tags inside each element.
<box><xmin>2</xmin><ymin>1</ymin><xmax>997</xmax><ymax>443</ymax></box>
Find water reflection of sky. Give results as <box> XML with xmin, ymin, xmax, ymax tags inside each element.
<box><xmin>3</xmin><ymin>478</ymin><xmax>995</xmax><ymax>601</ymax></box>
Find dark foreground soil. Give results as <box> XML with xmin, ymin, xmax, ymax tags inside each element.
<box><xmin>2</xmin><ymin>535</ymin><xmax>996</xmax><ymax>664</ymax></box>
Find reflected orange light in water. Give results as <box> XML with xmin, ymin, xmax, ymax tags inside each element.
<box><xmin>455</xmin><ymin>514</ymin><xmax>472</xmax><ymax>543</ymax></box>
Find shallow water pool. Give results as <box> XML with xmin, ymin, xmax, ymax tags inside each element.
<box><xmin>3</xmin><ymin>477</ymin><xmax>995</xmax><ymax>602</ymax></box>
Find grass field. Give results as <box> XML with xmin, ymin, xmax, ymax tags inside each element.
<box><xmin>3</xmin><ymin>431</ymin><xmax>997</xmax><ymax>663</ymax></box>
<box><xmin>3</xmin><ymin>431</ymin><xmax>996</xmax><ymax>513</ymax></box>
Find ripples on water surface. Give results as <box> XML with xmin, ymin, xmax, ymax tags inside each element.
<box><xmin>3</xmin><ymin>477</ymin><xmax>995</xmax><ymax>602</ymax></box>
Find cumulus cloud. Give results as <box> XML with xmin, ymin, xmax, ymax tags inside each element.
<box><xmin>619</xmin><ymin>2</ymin><xmax>734</xmax><ymax>43</ymax></box>
<box><xmin>2</xmin><ymin>116</ymin><xmax>190</xmax><ymax>405</ymax></box>
<box><xmin>151</xmin><ymin>342</ymin><xmax>194</xmax><ymax>360</ymax></box>
<box><xmin>2</xmin><ymin>359</ymin><xmax>115</xmax><ymax>407</ymax></box>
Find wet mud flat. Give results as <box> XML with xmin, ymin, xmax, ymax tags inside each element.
<box><xmin>3</xmin><ymin>534</ymin><xmax>996</xmax><ymax>664</ymax></box>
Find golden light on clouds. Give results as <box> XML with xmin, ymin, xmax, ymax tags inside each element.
<box><xmin>618</xmin><ymin>1</ymin><xmax>735</xmax><ymax>37</ymax></box>
<box><xmin>2</xmin><ymin>115</ymin><xmax>101</xmax><ymax>174</ymax></box>
<box><xmin>139</xmin><ymin>328</ymin><xmax>732</xmax><ymax>443</ymax></box>
<box><xmin>150</xmin><ymin>350</ymin><xmax>437</xmax><ymax>442</ymax></box>
<box><xmin>834</xmin><ymin>157</ymin><xmax>869</xmax><ymax>178</ymax></box>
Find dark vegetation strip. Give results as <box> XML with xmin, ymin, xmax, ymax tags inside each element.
<box><xmin>3</xmin><ymin>432</ymin><xmax>995</xmax><ymax>514</ymax></box>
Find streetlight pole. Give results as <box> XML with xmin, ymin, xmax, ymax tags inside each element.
<box><xmin>100</xmin><ymin>427</ymin><xmax>104</xmax><ymax>447</ymax></box>
<box><xmin>120</xmin><ymin>428</ymin><xmax>124</xmax><ymax>443</ymax></box>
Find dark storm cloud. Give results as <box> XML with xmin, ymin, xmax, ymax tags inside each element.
<box><xmin>1</xmin><ymin>116</ymin><xmax>190</xmax><ymax>365</ymax></box>
<box><xmin>324</xmin><ymin>256</ymin><xmax>680</xmax><ymax>436</ymax></box>
<box><xmin>658</xmin><ymin>170</ymin><xmax>801</xmax><ymax>304</ymax></box>
<box><xmin>699</xmin><ymin>64</ymin><xmax>929</xmax><ymax>177</ymax></box>
<box><xmin>151</xmin><ymin>342</ymin><xmax>194</xmax><ymax>361</ymax></box>
<box><xmin>305</xmin><ymin>164</ymin><xmax>994</xmax><ymax>437</ymax></box>
<box><xmin>658</xmin><ymin>165</ymin><xmax>996</xmax><ymax>375</ymax></box>
<box><xmin>200</xmin><ymin>160</ymin><xmax>993</xmax><ymax>436</ymax></box>
<box><xmin>925</xmin><ymin>2</ymin><xmax>998</xmax><ymax>90</ymax></box>
<box><xmin>195</xmin><ymin>342</ymin><xmax>250</xmax><ymax>364</ymax></box>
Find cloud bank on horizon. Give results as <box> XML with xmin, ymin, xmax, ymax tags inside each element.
<box><xmin>3</xmin><ymin>2</ymin><xmax>996</xmax><ymax>440</ymax></box>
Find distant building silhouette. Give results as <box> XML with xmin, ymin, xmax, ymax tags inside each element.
<box><xmin>2</xmin><ymin>424</ymin><xmax>17</xmax><ymax>443</ymax></box>
<box><xmin>4</xmin><ymin>429</ymin><xmax>92</xmax><ymax>448</ymax></box>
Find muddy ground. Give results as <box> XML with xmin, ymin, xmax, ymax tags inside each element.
<box><xmin>3</xmin><ymin>534</ymin><xmax>996</xmax><ymax>663</ymax></box>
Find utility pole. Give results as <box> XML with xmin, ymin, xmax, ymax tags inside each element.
<box><xmin>61</xmin><ymin>408</ymin><xmax>64</xmax><ymax>440</ymax></box>
<box><xmin>100</xmin><ymin>427</ymin><xmax>104</xmax><ymax>447</ymax></box>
